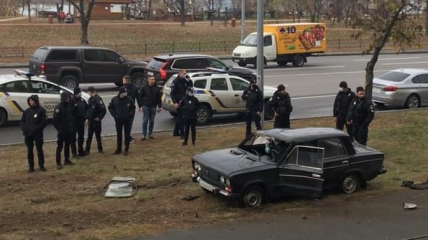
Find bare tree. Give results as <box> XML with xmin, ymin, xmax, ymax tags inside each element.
<box><xmin>351</xmin><ymin>0</ymin><xmax>424</xmax><ymax>99</ymax></box>
<box><xmin>27</xmin><ymin>0</ymin><xmax>31</xmax><ymax>22</ymax></box>
<box><xmin>67</xmin><ymin>0</ymin><xmax>96</xmax><ymax>44</ymax></box>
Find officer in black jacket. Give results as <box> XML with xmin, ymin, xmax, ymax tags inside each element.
<box><xmin>333</xmin><ymin>81</ymin><xmax>355</xmax><ymax>138</ymax></box>
<box><xmin>242</xmin><ymin>79</ymin><xmax>263</xmax><ymax>138</ymax></box>
<box><xmin>139</xmin><ymin>75</ymin><xmax>162</xmax><ymax>140</ymax></box>
<box><xmin>123</xmin><ymin>75</ymin><xmax>142</xmax><ymax>142</ymax></box>
<box><xmin>108</xmin><ymin>86</ymin><xmax>136</xmax><ymax>155</ymax></box>
<box><xmin>179</xmin><ymin>87</ymin><xmax>201</xmax><ymax>146</ymax></box>
<box><xmin>20</xmin><ymin>95</ymin><xmax>48</xmax><ymax>173</ymax></box>
<box><xmin>85</xmin><ymin>86</ymin><xmax>106</xmax><ymax>155</ymax></box>
<box><xmin>170</xmin><ymin>69</ymin><xmax>193</xmax><ymax>138</ymax></box>
<box><xmin>272</xmin><ymin>84</ymin><xmax>293</xmax><ymax>129</ymax></box>
<box><xmin>346</xmin><ymin>87</ymin><xmax>375</xmax><ymax>145</ymax></box>
<box><xmin>53</xmin><ymin>92</ymin><xmax>75</xmax><ymax>169</ymax></box>
<box><xmin>71</xmin><ymin>87</ymin><xmax>88</xmax><ymax>158</ymax></box>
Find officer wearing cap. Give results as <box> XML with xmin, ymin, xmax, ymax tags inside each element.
<box><xmin>242</xmin><ymin>78</ymin><xmax>263</xmax><ymax>138</ymax></box>
<box><xmin>85</xmin><ymin>86</ymin><xmax>106</xmax><ymax>155</ymax></box>
<box><xmin>179</xmin><ymin>87</ymin><xmax>201</xmax><ymax>146</ymax></box>
<box><xmin>108</xmin><ymin>86</ymin><xmax>135</xmax><ymax>155</ymax></box>
<box><xmin>333</xmin><ymin>81</ymin><xmax>355</xmax><ymax>138</ymax></box>
<box><xmin>71</xmin><ymin>87</ymin><xmax>88</xmax><ymax>158</ymax></box>
<box><xmin>272</xmin><ymin>84</ymin><xmax>293</xmax><ymax>128</ymax></box>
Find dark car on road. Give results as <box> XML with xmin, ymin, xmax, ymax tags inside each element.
<box><xmin>143</xmin><ymin>53</ymin><xmax>257</xmax><ymax>87</ymax></box>
<box><xmin>29</xmin><ymin>46</ymin><xmax>147</xmax><ymax>88</ymax></box>
<box><xmin>191</xmin><ymin>128</ymin><xmax>387</xmax><ymax>208</ymax></box>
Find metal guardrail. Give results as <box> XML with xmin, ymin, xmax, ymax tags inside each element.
<box><xmin>1</xmin><ymin>38</ymin><xmax>428</xmax><ymax>60</ymax></box>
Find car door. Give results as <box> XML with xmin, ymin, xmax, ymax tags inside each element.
<box><xmin>415</xmin><ymin>74</ymin><xmax>428</xmax><ymax>106</ymax></box>
<box><xmin>279</xmin><ymin>145</ymin><xmax>324</xmax><ymax>198</ymax></box>
<box><xmin>229</xmin><ymin>77</ymin><xmax>250</xmax><ymax>109</ymax></box>
<box><xmin>209</xmin><ymin>77</ymin><xmax>236</xmax><ymax>112</ymax></box>
<box><xmin>29</xmin><ymin>80</ymin><xmax>62</xmax><ymax>117</ymax></box>
<box><xmin>1</xmin><ymin>80</ymin><xmax>30</xmax><ymax>119</ymax></box>
<box><xmin>264</xmin><ymin>35</ymin><xmax>277</xmax><ymax>61</ymax></box>
<box><xmin>318</xmin><ymin>138</ymin><xmax>350</xmax><ymax>189</ymax></box>
<box><xmin>82</xmin><ymin>49</ymin><xmax>127</xmax><ymax>84</ymax></box>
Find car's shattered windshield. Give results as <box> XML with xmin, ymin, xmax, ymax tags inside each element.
<box><xmin>239</xmin><ymin>134</ymin><xmax>289</xmax><ymax>162</ymax></box>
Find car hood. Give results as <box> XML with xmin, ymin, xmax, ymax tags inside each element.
<box><xmin>193</xmin><ymin>148</ymin><xmax>271</xmax><ymax>176</ymax></box>
<box><xmin>125</xmin><ymin>59</ymin><xmax>148</xmax><ymax>66</ymax></box>
<box><xmin>228</xmin><ymin>66</ymin><xmax>256</xmax><ymax>75</ymax></box>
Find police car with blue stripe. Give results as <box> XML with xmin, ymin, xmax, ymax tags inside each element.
<box><xmin>0</xmin><ymin>70</ymin><xmax>89</xmax><ymax>127</ymax></box>
<box><xmin>162</xmin><ymin>71</ymin><xmax>277</xmax><ymax>124</ymax></box>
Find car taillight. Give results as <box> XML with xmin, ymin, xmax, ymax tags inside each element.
<box><xmin>159</xmin><ymin>62</ymin><xmax>167</xmax><ymax>80</ymax></box>
<box><xmin>383</xmin><ymin>86</ymin><xmax>398</xmax><ymax>92</ymax></box>
<box><xmin>40</xmin><ymin>63</ymin><xmax>45</xmax><ymax>74</ymax></box>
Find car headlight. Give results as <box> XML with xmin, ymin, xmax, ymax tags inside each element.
<box><xmin>194</xmin><ymin>162</ymin><xmax>201</xmax><ymax>171</ymax></box>
<box><xmin>220</xmin><ymin>176</ymin><xmax>230</xmax><ymax>186</ymax></box>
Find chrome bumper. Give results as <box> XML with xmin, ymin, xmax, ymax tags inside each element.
<box><xmin>190</xmin><ymin>174</ymin><xmax>234</xmax><ymax>197</ymax></box>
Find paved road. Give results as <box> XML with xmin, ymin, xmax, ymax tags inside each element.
<box><xmin>1</xmin><ymin>53</ymin><xmax>427</xmax><ymax>144</ymax></box>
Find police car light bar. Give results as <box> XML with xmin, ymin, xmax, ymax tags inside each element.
<box><xmin>14</xmin><ymin>69</ymin><xmax>35</xmax><ymax>78</ymax></box>
<box><xmin>205</xmin><ymin>67</ymin><xmax>228</xmax><ymax>74</ymax></box>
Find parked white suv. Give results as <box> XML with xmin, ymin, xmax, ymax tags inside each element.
<box><xmin>162</xmin><ymin>72</ymin><xmax>277</xmax><ymax>124</ymax></box>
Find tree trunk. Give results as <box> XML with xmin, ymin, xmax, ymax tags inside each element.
<box><xmin>426</xmin><ymin>0</ymin><xmax>428</xmax><ymax>36</ymax></box>
<box><xmin>81</xmin><ymin>21</ymin><xmax>89</xmax><ymax>44</ymax></box>
<box><xmin>180</xmin><ymin>0</ymin><xmax>185</xmax><ymax>26</ymax></box>
<box><xmin>27</xmin><ymin>0</ymin><xmax>31</xmax><ymax>22</ymax></box>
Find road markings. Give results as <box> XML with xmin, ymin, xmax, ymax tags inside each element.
<box><xmin>266</xmin><ymin>65</ymin><xmax>345</xmax><ymax>72</ymax></box>
<box><xmin>353</xmin><ymin>57</ymin><xmax>421</xmax><ymax>62</ymax></box>
<box><xmin>265</xmin><ymin>70</ymin><xmax>386</xmax><ymax>78</ymax></box>
<box><xmin>381</xmin><ymin>61</ymin><xmax>428</xmax><ymax>66</ymax></box>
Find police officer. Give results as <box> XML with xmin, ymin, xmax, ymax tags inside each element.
<box><xmin>108</xmin><ymin>86</ymin><xmax>136</xmax><ymax>155</ymax></box>
<box><xmin>333</xmin><ymin>81</ymin><xmax>355</xmax><ymax>137</ymax></box>
<box><xmin>53</xmin><ymin>92</ymin><xmax>75</xmax><ymax>169</ymax></box>
<box><xmin>346</xmin><ymin>87</ymin><xmax>374</xmax><ymax>145</ymax></box>
<box><xmin>179</xmin><ymin>87</ymin><xmax>201</xmax><ymax>146</ymax></box>
<box><xmin>71</xmin><ymin>87</ymin><xmax>88</xmax><ymax>158</ymax></box>
<box><xmin>21</xmin><ymin>95</ymin><xmax>48</xmax><ymax>172</ymax></box>
<box><xmin>170</xmin><ymin>69</ymin><xmax>193</xmax><ymax>138</ymax></box>
<box><xmin>272</xmin><ymin>84</ymin><xmax>293</xmax><ymax>128</ymax></box>
<box><xmin>85</xmin><ymin>86</ymin><xmax>106</xmax><ymax>155</ymax></box>
<box><xmin>242</xmin><ymin>79</ymin><xmax>263</xmax><ymax>138</ymax></box>
<box><xmin>122</xmin><ymin>75</ymin><xmax>142</xmax><ymax>143</ymax></box>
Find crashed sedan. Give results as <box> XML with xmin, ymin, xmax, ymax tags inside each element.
<box><xmin>191</xmin><ymin>128</ymin><xmax>387</xmax><ymax>208</ymax></box>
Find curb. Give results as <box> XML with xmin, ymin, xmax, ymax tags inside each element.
<box><xmin>2</xmin><ymin>50</ymin><xmax>428</xmax><ymax>69</ymax></box>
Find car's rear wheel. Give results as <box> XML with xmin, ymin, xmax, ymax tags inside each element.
<box><xmin>0</xmin><ymin>108</ymin><xmax>7</xmax><ymax>127</ymax></box>
<box><xmin>238</xmin><ymin>62</ymin><xmax>247</xmax><ymax>67</ymax></box>
<box><xmin>131</xmin><ymin>72</ymin><xmax>146</xmax><ymax>88</ymax></box>
<box><xmin>292</xmin><ymin>54</ymin><xmax>305</xmax><ymax>67</ymax></box>
<box><xmin>342</xmin><ymin>174</ymin><xmax>360</xmax><ymax>194</ymax></box>
<box><xmin>242</xmin><ymin>185</ymin><xmax>264</xmax><ymax>208</ymax></box>
<box><xmin>61</xmin><ymin>75</ymin><xmax>78</xmax><ymax>89</ymax></box>
<box><xmin>241</xmin><ymin>74</ymin><xmax>256</xmax><ymax>83</ymax></box>
<box><xmin>253</xmin><ymin>57</ymin><xmax>267</xmax><ymax>69</ymax></box>
<box><xmin>196</xmin><ymin>105</ymin><xmax>210</xmax><ymax>125</ymax></box>
<box><xmin>405</xmin><ymin>94</ymin><xmax>420</xmax><ymax>109</ymax></box>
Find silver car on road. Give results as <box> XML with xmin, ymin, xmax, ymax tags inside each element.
<box><xmin>372</xmin><ymin>68</ymin><xmax>428</xmax><ymax>108</ymax></box>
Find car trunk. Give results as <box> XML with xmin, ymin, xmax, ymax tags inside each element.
<box><xmin>29</xmin><ymin>48</ymin><xmax>49</xmax><ymax>75</ymax></box>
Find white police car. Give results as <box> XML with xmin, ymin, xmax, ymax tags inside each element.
<box><xmin>162</xmin><ymin>71</ymin><xmax>277</xmax><ymax>124</ymax></box>
<box><xmin>0</xmin><ymin>70</ymin><xmax>90</xmax><ymax>127</ymax></box>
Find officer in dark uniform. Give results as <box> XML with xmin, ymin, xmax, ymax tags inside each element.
<box><xmin>272</xmin><ymin>84</ymin><xmax>293</xmax><ymax>128</ymax></box>
<box><xmin>21</xmin><ymin>95</ymin><xmax>48</xmax><ymax>172</ymax></box>
<box><xmin>242</xmin><ymin>79</ymin><xmax>263</xmax><ymax>138</ymax></box>
<box><xmin>346</xmin><ymin>87</ymin><xmax>374</xmax><ymax>145</ymax></box>
<box><xmin>122</xmin><ymin>75</ymin><xmax>142</xmax><ymax>142</ymax></box>
<box><xmin>85</xmin><ymin>86</ymin><xmax>106</xmax><ymax>155</ymax></box>
<box><xmin>71</xmin><ymin>87</ymin><xmax>88</xmax><ymax>158</ymax></box>
<box><xmin>170</xmin><ymin>69</ymin><xmax>193</xmax><ymax>138</ymax></box>
<box><xmin>179</xmin><ymin>87</ymin><xmax>201</xmax><ymax>146</ymax></box>
<box><xmin>53</xmin><ymin>92</ymin><xmax>75</xmax><ymax>169</ymax></box>
<box><xmin>333</xmin><ymin>81</ymin><xmax>355</xmax><ymax>138</ymax></box>
<box><xmin>108</xmin><ymin>86</ymin><xmax>136</xmax><ymax>155</ymax></box>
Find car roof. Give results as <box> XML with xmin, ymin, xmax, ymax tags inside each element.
<box><xmin>152</xmin><ymin>53</ymin><xmax>216</xmax><ymax>60</ymax></box>
<box><xmin>258</xmin><ymin>128</ymin><xmax>349</xmax><ymax>142</ymax></box>
<box><xmin>389</xmin><ymin>68</ymin><xmax>428</xmax><ymax>75</ymax></box>
<box><xmin>0</xmin><ymin>74</ymin><xmax>60</xmax><ymax>85</ymax></box>
<box><xmin>37</xmin><ymin>46</ymin><xmax>112</xmax><ymax>50</ymax></box>
<box><xmin>166</xmin><ymin>72</ymin><xmax>244</xmax><ymax>83</ymax></box>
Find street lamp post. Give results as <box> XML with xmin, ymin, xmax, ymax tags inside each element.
<box><xmin>257</xmin><ymin>0</ymin><xmax>264</xmax><ymax>127</ymax></box>
<box><xmin>241</xmin><ymin>0</ymin><xmax>245</xmax><ymax>42</ymax></box>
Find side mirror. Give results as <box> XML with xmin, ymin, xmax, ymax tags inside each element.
<box><xmin>226</xmin><ymin>66</ymin><xmax>231</xmax><ymax>70</ymax></box>
<box><xmin>117</xmin><ymin>57</ymin><xmax>125</xmax><ymax>64</ymax></box>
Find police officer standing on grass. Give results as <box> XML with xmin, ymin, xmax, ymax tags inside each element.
<box><xmin>85</xmin><ymin>86</ymin><xmax>106</xmax><ymax>155</ymax></box>
<box><xmin>180</xmin><ymin>87</ymin><xmax>201</xmax><ymax>146</ymax></box>
<box><xmin>171</xmin><ymin>69</ymin><xmax>193</xmax><ymax>139</ymax></box>
<box><xmin>108</xmin><ymin>86</ymin><xmax>135</xmax><ymax>155</ymax></box>
<box><xmin>242</xmin><ymin>79</ymin><xmax>263</xmax><ymax>138</ymax></box>
<box><xmin>21</xmin><ymin>95</ymin><xmax>48</xmax><ymax>173</ymax></box>
<box><xmin>71</xmin><ymin>87</ymin><xmax>88</xmax><ymax>158</ymax></box>
<box><xmin>53</xmin><ymin>92</ymin><xmax>75</xmax><ymax>169</ymax></box>
<box><xmin>122</xmin><ymin>75</ymin><xmax>142</xmax><ymax>143</ymax></box>
<box><xmin>346</xmin><ymin>87</ymin><xmax>375</xmax><ymax>146</ymax></box>
<box><xmin>272</xmin><ymin>84</ymin><xmax>293</xmax><ymax>129</ymax></box>
<box><xmin>333</xmin><ymin>81</ymin><xmax>355</xmax><ymax>138</ymax></box>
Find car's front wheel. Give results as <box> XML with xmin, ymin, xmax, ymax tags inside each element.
<box><xmin>0</xmin><ymin>108</ymin><xmax>7</xmax><ymax>127</ymax></box>
<box><xmin>238</xmin><ymin>62</ymin><xmax>247</xmax><ymax>67</ymax></box>
<box><xmin>61</xmin><ymin>75</ymin><xmax>79</xmax><ymax>89</ymax></box>
<box><xmin>242</xmin><ymin>185</ymin><xmax>264</xmax><ymax>208</ymax></box>
<box><xmin>131</xmin><ymin>72</ymin><xmax>146</xmax><ymax>87</ymax></box>
<box><xmin>342</xmin><ymin>173</ymin><xmax>360</xmax><ymax>194</ymax></box>
<box><xmin>196</xmin><ymin>105</ymin><xmax>211</xmax><ymax>125</ymax></box>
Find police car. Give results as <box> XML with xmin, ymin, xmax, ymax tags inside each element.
<box><xmin>162</xmin><ymin>71</ymin><xmax>277</xmax><ymax>124</ymax></box>
<box><xmin>0</xmin><ymin>70</ymin><xmax>90</xmax><ymax>127</ymax></box>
